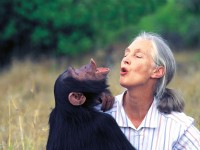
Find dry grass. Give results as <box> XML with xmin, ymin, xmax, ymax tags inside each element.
<box><xmin>0</xmin><ymin>50</ymin><xmax>199</xmax><ymax>149</ymax></box>
<box><xmin>170</xmin><ymin>50</ymin><xmax>200</xmax><ymax>129</ymax></box>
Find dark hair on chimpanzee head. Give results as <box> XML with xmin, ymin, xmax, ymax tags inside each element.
<box><xmin>47</xmin><ymin>69</ymin><xmax>136</xmax><ymax>150</ymax></box>
<box><xmin>54</xmin><ymin>70</ymin><xmax>108</xmax><ymax>111</ymax></box>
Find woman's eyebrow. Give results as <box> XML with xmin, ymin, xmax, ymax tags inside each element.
<box><xmin>135</xmin><ymin>48</ymin><xmax>142</xmax><ymax>53</ymax></box>
<box><xmin>125</xmin><ymin>48</ymin><xmax>130</xmax><ymax>52</ymax></box>
<box><xmin>126</xmin><ymin>48</ymin><xmax>143</xmax><ymax>53</ymax></box>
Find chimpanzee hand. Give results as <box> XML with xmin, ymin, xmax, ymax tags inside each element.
<box><xmin>98</xmin><ymin>89</ymin><xmax>114</xmax><ymax>112</ymax></box>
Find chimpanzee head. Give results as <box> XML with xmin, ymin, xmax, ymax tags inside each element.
<box><xmin>67</xmin><ymin>58</ymin><xmax>110</xmax><ymax>81</ymax></box>
<box><xmin>54</xmin><ymin>58</ymin><xmax>110</xmax><ymax>110</ymax></box>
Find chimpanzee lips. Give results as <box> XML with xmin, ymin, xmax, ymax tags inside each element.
<box><xmin>90</xmin><ymin>58</ymin><xmax>110</xmax><ymax>75</ymax></box>
<box><xmin>96</xmin><ymin>67</ymin><xmax>110</xmax><ymax>75</ymax></box>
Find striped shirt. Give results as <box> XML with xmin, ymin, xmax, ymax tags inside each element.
<box><xmin>106</xmin><ymin>92</ymin><xmax>200</xmax><ymax>150</ymax></box>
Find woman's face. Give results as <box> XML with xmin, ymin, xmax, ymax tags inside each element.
<box><xmin>120</xmin><ymin>39</ymin><xmax>156</xmax><ymax>89</ymax></box>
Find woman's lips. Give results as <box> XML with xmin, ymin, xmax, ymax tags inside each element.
<box><xmin>120</xmin><ymin>67</ymin><xmax>128</xmax><ymax>75</ymax></box>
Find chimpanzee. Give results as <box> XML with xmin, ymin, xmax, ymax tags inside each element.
<box><xmin>46</xmin><ymin>58</ymin><xmax>136</xmax><ymax>150</ymax></box>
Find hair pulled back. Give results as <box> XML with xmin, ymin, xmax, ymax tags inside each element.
<box><xmin>134</xmin><ymin>32</ymin><xmax>184</xmax><ymax>114</ymax></box>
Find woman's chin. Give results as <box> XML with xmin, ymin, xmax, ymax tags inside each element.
<box><xmin>119</xmin><ymin>82</ymin><xmax>127</xmax><ymax>88</ymax></box>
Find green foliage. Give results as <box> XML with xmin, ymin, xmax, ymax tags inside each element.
<box><xmin>57</xmin><ymin>33</ymin><xmax>92</xmax><ymax>55</ymax></box>
<box><xmin>31</xmin><ymin>27</ymin><xmax>50</xmax><ymax>45</ymax></box>
<box><xmin>138</xmin><ymin>0</ymin><xmax>200</xmax><ymax>48</ymax></box>
<box><xmin>139</xmin><ymin>1</ymin><xmax>181</xmax><ymax>32</ymax></box>
<box><xmin>195</xmin><ymin>52</ymin><xmax>200</xmax><ymax>61</ymax></box>
<box><xmin>0</xmin><ymin>0</ymin><xmax>166</xmax><ymax>59</ymax></box>
<box><xmin>2</xmin><ymin>0</ymin><xmax>200</xmax><ymax>59</ymax></box>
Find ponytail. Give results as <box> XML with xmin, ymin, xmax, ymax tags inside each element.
<box><xmin>157</xmin><ymin>88</ymin><xmax>184</xmax><ymax>114</ymax></box>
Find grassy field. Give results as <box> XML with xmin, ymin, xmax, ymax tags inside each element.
<box><xmin>0</xmin><ymin>50</ymin><xmax>200</xmax><ymax>150</ymax></box>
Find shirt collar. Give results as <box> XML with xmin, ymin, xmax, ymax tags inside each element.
<box><xmin>116</xmin><ymin>92</ymin><xmax>160</xmax><ymax>130</ymax></box>
<box><xmin>140</xmin><ymin>98</ymin><xmax>159</xmax><ymax>129</ymax></box>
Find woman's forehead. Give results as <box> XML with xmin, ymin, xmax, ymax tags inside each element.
<box><xmin>127</xmin><ymin>39</ymin><xmax>154</xmax><ymax>53</ymax></box>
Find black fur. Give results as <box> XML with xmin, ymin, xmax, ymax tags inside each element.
<box><xmin>47</xmin><ymin>70</ymin><xmax>135</xmax><ymax>150</ymax></box>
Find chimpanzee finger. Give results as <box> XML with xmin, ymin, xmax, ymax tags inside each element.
<box><xmin>106</xmin><ymin>96</ymin><xmax>114</xmax><ymax>111</ymax></box>
<box><xmin>100</xmin><ymin>93</ymin><xmax>107</xmax><ymax>111</ymax></box>
<box><xmin>101</xmin><ymin>95</ymin><xmax>114</xmax><ymax>112</ymax></box>
<box><xmin>109</xmin><ymin>96</ymin><xmax>115</xmax><ymax>108</ymax></box>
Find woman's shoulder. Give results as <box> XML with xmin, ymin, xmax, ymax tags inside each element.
<box><xmin>162</xmin><ymin>111</ymin><xmax>194</xmax><ymax>128</ymax></box>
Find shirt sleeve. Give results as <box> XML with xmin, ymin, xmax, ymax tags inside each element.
<box><xmin>173</xmin><ymin>123</ymin><xmax>200</xmax><ymax>150</ymax></box>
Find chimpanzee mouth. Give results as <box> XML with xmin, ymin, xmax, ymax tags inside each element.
<box><xmin>90</xmin><ymin>58</ymin><xmax>110</xmax><ymax>74</ymax></box>
<box><xmin>96</xmin><ymin>67</ymin><xmax>110</xmax><ymax>74</ymax></box>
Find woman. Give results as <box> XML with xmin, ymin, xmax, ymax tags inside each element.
<box><xmin>107</xmin><ymin>32</ymin><xmax>200</xmax><ymax>149</ymax></box>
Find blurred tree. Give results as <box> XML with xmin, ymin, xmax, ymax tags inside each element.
<box><xmin>177</xmin><ymin>0</ymin><xmax>200</xmax><ymax>47</ymax></box>
<box><xmin>179</xmin><ymin>0</ymin><xmax>200</xmax><ymax>14</ymax></box>
<box><xmin>138</xmin><ymin>0</ymin><xmax>200</xmax><ymax>49</ymax></box>
<box><xmin>0</xmin><ymin>0</ymin><xmax>166</xmax><ymax>66</ymax></box>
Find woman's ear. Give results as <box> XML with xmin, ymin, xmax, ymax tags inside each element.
<box><xmin>151</xmin><ymin>66</ymin><xmax>165</xmax><ymax>79</ymax></box>
<box><xmin>68</xmin><ymin>92</ymin><xmax>86</xmax><ymax>106</ymax></box>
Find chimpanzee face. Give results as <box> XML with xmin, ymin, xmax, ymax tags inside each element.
<box><xmin>67</xmin><ymin>58</ymin><xmax>110</xmax><ymax>81</ymax></box>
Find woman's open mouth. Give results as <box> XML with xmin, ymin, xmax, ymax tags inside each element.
<box><xmin>120</xmin><ymin>67</ymin><xmax>128</xmax><ymax>75</ymax></box>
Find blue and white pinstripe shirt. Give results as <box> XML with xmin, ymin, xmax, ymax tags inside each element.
<box><xmin>106</xmin><ymin>93</ymin><xmax>200</xmax><ymax>150</ymax></box>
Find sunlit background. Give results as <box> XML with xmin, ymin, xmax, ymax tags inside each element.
<box><xmin>0</xmin><ymin>0</ymin><xmax>200</xmax><ymax>149</ymax></box>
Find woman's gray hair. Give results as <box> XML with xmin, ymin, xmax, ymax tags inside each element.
<box><xmin>134</xmin><ymin>32</ymin><xmax>184</xmax><ymax>114</ymax></box>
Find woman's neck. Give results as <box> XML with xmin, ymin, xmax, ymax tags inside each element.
<box><xmin>123</xmin><ymin>89</ymin><xmax>154</xmax><ymax>128</ymax></box>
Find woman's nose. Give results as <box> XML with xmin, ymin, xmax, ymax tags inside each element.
<box><xmin>122</xmin><ymin>57</ymin><xmax>131</xmax><ymax>65</ymax></box>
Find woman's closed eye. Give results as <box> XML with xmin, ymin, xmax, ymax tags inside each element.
<box><xmin>135</xmin><ymin>54</ymin><xmax>143</xmax><ymax>58</ymax></box>
<box><xmin>134</xmin><ymin>52</ymin><xmax>143</xmax><ymax>58</ymax></box>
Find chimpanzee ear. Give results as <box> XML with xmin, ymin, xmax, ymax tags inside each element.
<box><xmin>68</xmin><ymin>92</ymin><xmax>86</xmax><ymax>106</ymax></box>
